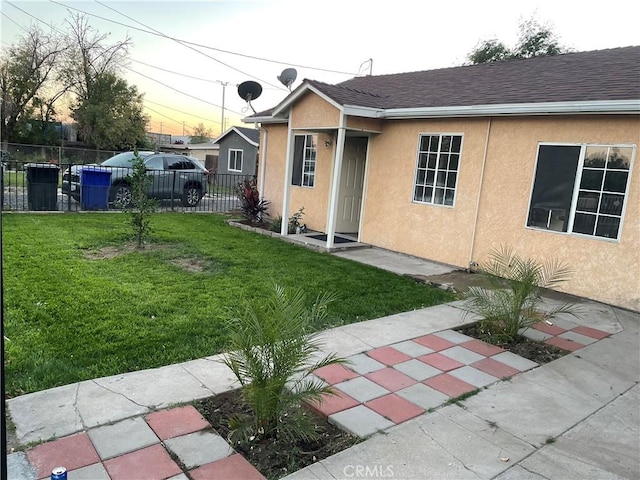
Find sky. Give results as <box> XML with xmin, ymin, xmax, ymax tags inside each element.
<box><xmin>1</xmin><ymin>0</ymin><xmax>639</xmax><ymax>138</ymax></box>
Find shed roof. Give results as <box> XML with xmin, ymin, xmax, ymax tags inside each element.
<box><xmin>214</xmin><ymin>126</ymin><xmax>260</xmax><ymax>146</ymax></box>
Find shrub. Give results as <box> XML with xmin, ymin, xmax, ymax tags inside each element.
<box><xmin>235</xmin><ymin>178</ymin><xmax>270</xmax><ymax>224</ymax></box>
<box><xmin>222</xmin><ymin>285</ymin><xmax>345</xmax><ymax>443</ymax></box>
<box><xmin>288</xmin><ymin>207</ymin><xmax>305</xmax><ymax>233</ymax></box>
<box><xmin>122</xmin><ymin>150</ymin><xmax>157</xmax><ymax>247</ymax></box>
<box><xmin>463</xmin><ymin>245</ymin><xmax>579</xmax><ymax>343</ymax></box>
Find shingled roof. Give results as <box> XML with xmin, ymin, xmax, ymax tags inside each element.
<box><xmin>312</xmin><ymin>46</ymin><xmax>640</xmax><ymax>109</ymax></box>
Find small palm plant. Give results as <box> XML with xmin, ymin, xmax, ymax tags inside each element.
<box><xmin>463</xmin><ymin>246</ymin><xmax>579</xmax><ymax>344</ymax></box>
<box><xmin>222</xmin><ymin>285</ymin><xmax>345</xmax><ymax>443</ymax></box>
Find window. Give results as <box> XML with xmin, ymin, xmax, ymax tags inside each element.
<box><xmin>413</xmin><ymin>134</ymin><xmax>462</xmax><ymax>206</ymax></box>
<box><xmin>292</xmin><ymin>134</ymin><xmax>317</xmax><ymax>187</ymax></box>
<box><xmin>527</xmin><ymin>144</ymin><xmax>634</xmax><ymax>240</ymax></box>
<box><xmin>166</xmin><ymin>157</ymin><xmax>195</xmax><ymax>170</ymax></box>
<box><xmin>228</xmin><ymin>149</ymin><xmax>243</xmax><ymax>172</ymax></box>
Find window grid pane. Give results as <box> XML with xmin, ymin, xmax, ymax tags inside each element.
<box><xmin>302</xmin><ymin>135</ymin><xmax>317</xmax><ymax>187</ymax></box>
<box><xmin>413</xmin><ymin>134</ymin><xmax>461</xmax><ymax>205</ymax></box>
<box><xmin>572</xmin><ymin>146</ymin><xmax>629</xmax><ymax>239</ymax></box>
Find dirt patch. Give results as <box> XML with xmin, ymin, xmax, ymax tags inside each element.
<box><xmin>82</xmin><ymin>244</ymin><xmax>211</xmax><ymax>273</ymax></box>
<box><xmin>194</xmin><ymin>389</ymin><xmax>360</xmax><ymax>480</ymax></box>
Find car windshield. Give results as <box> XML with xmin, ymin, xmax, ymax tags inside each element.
<box><xmin>101</xmin><ymin>152</ymin><xmax>152</xmax><ymax>167</ymax></box>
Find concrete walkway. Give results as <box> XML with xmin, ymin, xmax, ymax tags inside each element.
<box><xmin>6</xmin><ymin>248</ymin><xmax>640</xmax><ymax>480</ymax></box>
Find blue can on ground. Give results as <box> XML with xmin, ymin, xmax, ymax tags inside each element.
<box><xmin>80</xmin><ymin>167</ymin><xmax>112</xmax><ymax>210</ymax></box>
<box><xmin>51</xmin><ymin>466</ymin><xmax>67</xmax><ymax>480</ymax></box>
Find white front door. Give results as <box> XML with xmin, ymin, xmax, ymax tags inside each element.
<box><xmin>336</xmin><ymin>137</ymin><xmax>367</xmax><ymax>233</ymax></box>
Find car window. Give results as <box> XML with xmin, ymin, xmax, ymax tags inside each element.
<box><xmin>166</xmin><ymin>157</ymin><xmax>195</xmax><ymax>170</ymax></box>
<box><xmin>101</xmin><ymin>151</ymin><xmax>153</xmax><ymax>167</ymax></box>
<box><xmin>145</xmin><ymin>156</ymin><xmax>164</xmax><ymax>170</ymax></box>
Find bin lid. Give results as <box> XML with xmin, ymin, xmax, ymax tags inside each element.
<box><xmin>24</xmin><ymin>163</ymin><xmax>60</xmax><ymax>169</ymax></box>
<box><xmin>81</xmin><ymin>166</ymin><xmax>112</xmax><ymax>174</ymax></box>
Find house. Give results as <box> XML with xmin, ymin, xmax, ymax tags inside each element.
<box><xmin>243</xmin><ymin>47</ymin><xmax>640</xmax><ymax>311</ymax></box>
<box><xmin>213</xmin><ymin>126</ymin><xmax>260</xmax><ymax>177</ymax></box>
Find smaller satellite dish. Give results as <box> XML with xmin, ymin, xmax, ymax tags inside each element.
<box><xmin>277</xmin><ymin>68</ymin><xmax>297</xmax><ymax>91</ymax></box>
<box><xmin>237</xmin><ymin>81</ymin><xmax>262</xmax><ymax>102</ymax></box>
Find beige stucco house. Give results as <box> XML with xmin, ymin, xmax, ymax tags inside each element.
<box><xmin>244</xmin><ymin>47</ymin><xmax>640</xmax><ymax>311</ymax></box>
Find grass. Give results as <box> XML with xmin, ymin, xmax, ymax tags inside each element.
<box><xmin>2</xmin><ymin>213</ymin><xmax>454</xmax><ymax>396</ymax></box>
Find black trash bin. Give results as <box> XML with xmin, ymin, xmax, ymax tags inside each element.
<box><xmin>25</xmin><ymin>163</ymin><xmax>60</xmax><ymax>211</ymax></box>
<box><xmin>80</xmin><ymin>167</ymin><xmax>112</xmax><ymax>210</ymax></box>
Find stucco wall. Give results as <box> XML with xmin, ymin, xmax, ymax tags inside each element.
<box><xmin>361</xmin><ymin>118</ymin><xmax>488</xmax><ymax>267</ymax></box>
<box><xmin>290</xmin><ymin>92</ymin><xmax>340</xmax><ymax>129</ymax></box>
<box><xmin>471</xmin><ymin>115</ymin><xmax>639</xmax><ymax>310</ymax></box>
<box><xmin>260</xmin><ymin>125</ymin><xmax>334</xmax><ymax>232</ymax></box>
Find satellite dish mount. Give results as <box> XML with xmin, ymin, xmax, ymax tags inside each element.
<box><xmin>237</xmin><ymin>81</ymin><xmax>263</xmax><ymax>114</ymax></box>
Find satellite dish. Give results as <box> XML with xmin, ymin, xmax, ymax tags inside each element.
<box><xmin>237</xmin><ymin>81</ymin><xmax>263</xmax><ymax>114</ymax></box>
<box><xmin>237</xmin><ymin>81</ymin><xmax>262</xmax><ymax>102</ymax></box>
<box><xmin>277</xmin><ymin>68</ymin><xmax>297</xmax><ymax>91</ymax></box>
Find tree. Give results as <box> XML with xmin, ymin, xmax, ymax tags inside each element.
<box><xmin>467</xmin><ymin>18</ymin><xmax>570</xmax><ymax>64</ymax></box>
<box><xmin>189</xmin><ymin>123</ymin><xmax>212</xmax><ymax>144</ymax></box>
<box><xmin>0</xmin><ymin>24</ymin><xmax>67</xmax><ymax>143</ymax></box>
<box><xmin>121</xmin><ymin>150</ymin><xmax>157</xmax><ymax>248</ymax></box>
<box><xmin>71</xmin><ymin>72</ymin><xmax>149</xmax><ymax>150</ymax></box>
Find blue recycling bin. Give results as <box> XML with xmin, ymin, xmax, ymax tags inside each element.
<box><xmin>80</xmin><ymin>167</ymin><xmax>112</xmax><ymax>210</ymax></box>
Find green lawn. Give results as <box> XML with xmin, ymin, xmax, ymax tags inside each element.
<box><xmin>2</xmin><ymin>213</ymin><xmax>454</xmax><ymax>396</ymax></box>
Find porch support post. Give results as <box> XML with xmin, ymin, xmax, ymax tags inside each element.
<box><xmin>280</xmin><ymin>117</ymin><xmax>294</xmax><ymax>236</ymax></box>
<box><xmin>326</xmin><ymin>114</ymin><xmax>346</xmax><ymax>249</ymax></box>
<box><xmin>258</xmin><ymin>128</ymin><xmax>267</xmax><ymax>200</ymax></box>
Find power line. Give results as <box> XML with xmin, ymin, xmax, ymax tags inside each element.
<box><xmin>93</xmin><ymin>0</ymin><xmax>284</xmax><ymax>91</ymax></box>
<box><xmin>130</xmin><ymin>58</ymin><xmax>221</xmax><ymax>84</ymax></box>
<box><xmin>1</xmin><ymin>11</ymin><xmax>30</xmax><ymax>34</ymax></box>
<box><xmin>144</xmin><ymin>99</ymin><xmax>221</xmax><ymax>124</ymax></box>
<box><xmin>47</xmin><ymin>0</ymin><xmax>357</xmax><ymax>76</ymax></box>
<box><xmin>4</xmin><ymin>2</ymin><xmax>247</xmax><ymax>117</ymax></box>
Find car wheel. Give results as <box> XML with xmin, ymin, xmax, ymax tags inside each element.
<box><xmin>182</xmin><ymin>185</ymin><xmax>202</xmax><ymax>207</ymax></box>
<box><xmin>110</xmin><ymin>183</ymin><xmax>132</xmax><ymax>207</ymax></box>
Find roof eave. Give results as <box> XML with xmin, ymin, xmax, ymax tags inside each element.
<box><xmin>271</xmin><ymin>82</ymin><xmax>344</xmax><ymax>117</ymax></box>
<box><xmin>382</xmin><ymin>100</ymin><xmax>640</xmax><ymax>118</ymax></box>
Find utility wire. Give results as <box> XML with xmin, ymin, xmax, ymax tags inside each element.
<box><xmin>1</xmin><ymin>11</ymin><xmax>31</xmax><ymax>34</ymax></box>
<box><xmin>145</xmin><ymin>99</ymin><xmax>221</xmax><ymax>124</ymax></box>
<box><xmin>47</xmin><ymin>0</ymin><xmax>357</xmax><ymax>76</ymax></box>
<box><xmin>93</xmin><ymin>0</ymin><xmax>284</xmax><ymax>91</ymax></box>
<box><xmin>130</xmin><ymin>58</ymin><xmax>221</xmax><ymax>84</ymax></box>
<box><xmin>4</xmin><ymin>1</ymin><xmax>245</xmax><ymax>117</ymax></box>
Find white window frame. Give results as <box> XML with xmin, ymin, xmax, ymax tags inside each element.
<box><xmin>292</xmin><ymin>134</ymin><xmax>317</xmax><ymax>188</ymax></box>
<box><xmin>526</xmin><ymin>142</ymin><xmax>635</xmax><ymax>242</ymax></box>
<box><xmin>228</xmin><ymin>149</ymin><xmax>243</xmax><ymax>172</ymax></box>
<box><xmin>412</xmin><ymin>133</ymin><xmax>463</xmax><ymax>207</ymax></box>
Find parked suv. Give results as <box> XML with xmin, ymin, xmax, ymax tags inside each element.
<box><xmin>62</xmin><ymin>151</ymin><xmax>209</xmax><ymax>207</ymax></box>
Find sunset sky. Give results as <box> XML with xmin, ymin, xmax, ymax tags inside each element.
<box><xmin>2</xmin><ymin>0</ymin><xmax>639</xmax><ymax>139</ymax></box>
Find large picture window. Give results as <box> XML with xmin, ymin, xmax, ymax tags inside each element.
<box><xmin>413</xmin><ymin>134</ymin><xmax>462</xmax><ymax>206</ymax></box>
<box><xmin>228</xmin><ymin>149</ymin><xmax>243</xmax><ymax>172</ymax></box>
<box><xmin>527</xmin><ymin>144</ymin><xmax>634</xmax><ymax>240</ymax></box>
<box><xmin>292</xmin><ymin>134</ymin><xmax>317</xmax><ymax>187</ymax></box>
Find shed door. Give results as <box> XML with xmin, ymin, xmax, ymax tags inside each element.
<box><xmin>336</xmin><ymin>137</ymin><xmax>367</xmax><ymax>233</ymax></box>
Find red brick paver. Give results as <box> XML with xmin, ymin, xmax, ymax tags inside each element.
<box><xmin>424</xmin><ymin>373</ymin><xmax>477</xmax><ymax>398</ymax></box>
<box><xmin>313</xmin><ymin>364</ymin><xmax>359</xmax><ymax>384</ymax></box>
<box><xmin>365</xmin><ymin>367</ymin><xmax>417</xmax><ymax>392</ymax></box>
<box><xmin>366</xmin><ymin>346</ymin><xmax>412</xmax><ymax>366</ymax></box>
<box><xmin>413</xmin><ymin>334</ymin><xmax>456</xmax><ymax>351</ymax></box>
<box><xmin>27</xmin><ymin>433</ymin><xmax>100</xmax><ymax>480</ymax></box>
<box><xmin>145</xmin><ymin>405</ymin><xmax>210</xmax><ymax>440</ymax></box>
<box><xmin>544</xmin><ymin>336</ymin><xmax>584</xmax><ymax>352</ymax></box>
<box><xmin>190</xmin><ymin>454</ymin><xmax>266</xmax><ymax>480</ymax></box>
<box><xmin>103</xmin><ymin>444</ymin><xmax>181</xmax><ymax>480</ymax></box>
<box><xmin>532</xmin><ymin>322</ymin><xmax>567</xmax><ymax>336</ymax></box>
<box><xmin>418</xmin><ymin>352</ymin><xmax>464</xmax><ymax>372</ymax></box>
<box><xmin>571</xmin><ymin>326</ymin><xmax>610</xmax><ymax>340</ymax></box>
<box><xmin>366</xmin><ymin>394</ymin><xmax>425</xmax><ymax>424</ymax></box>
<box><xmin>472</xmin><ymin>357</ymin><xmax>520</xmax><ymax>379</ymax></box>
<box><xmin>460</xmin><ymin>339</ymin><xmax>505</xmax><ymax>357</ymax></box>
<box><xmin>305</xmin><ymin>389</ymin><xmax>359</xmax><ymax>416</ymax></box>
